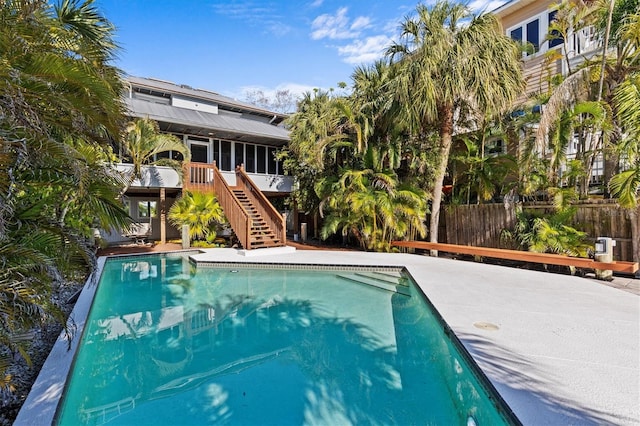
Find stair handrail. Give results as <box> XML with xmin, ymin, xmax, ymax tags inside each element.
<box><xmin>235</xmin><ymin>164</ymin><xmax>286</xmax><ymax>246</ymax></box>
<box><xmin>208</xmin><ymin>162</ymin><xmax>251</xmax><ymax>249</ymax></box>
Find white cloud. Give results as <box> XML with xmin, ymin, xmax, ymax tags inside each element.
<box><xmin>350</xmin><ymin>16</ymin><xmax>371</xmax><ymax>31</ymax></box>
<box><xmin>337</xmin><ymin>35</ymin><xmax>391</xmax><ymax>65</ymax></box>
<box><xmin>311</xmin><ymin>7</ymin><xmax>362</xmax><ymax>40</ymax></box>
<box><xmin>309</xmin><ymin>0</ymin><xmax>323</xmax><ymax>7</ymax></box>
<box><xmin>211</xmin><ymin>1</ymin><xmax>290</xmax><ymax>37</ymax></box>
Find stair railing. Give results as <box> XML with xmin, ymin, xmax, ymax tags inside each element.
<box><xmin>183</xmin><ymin>161</ymin><xmax>251</xmax><ymax>249</ymax></box>
<box><xmin>235</xmin><ymin>164</ymin><xmax>286</xmax><ymax>246</ymax></box>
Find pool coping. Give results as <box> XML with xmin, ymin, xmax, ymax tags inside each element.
<box><xmin>15</xmin><ymin>248</ymin><xmax>640</xmax><ymax>425</ymax></box>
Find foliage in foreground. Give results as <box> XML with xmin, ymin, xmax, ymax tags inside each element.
<box><xmin>282</xmin><ymin>1</ymin><xmax>524</xmax><ymax>250</ymax></box>
<box><xmin>0</xmin><ymin>0</ymin><xmax>128</xmax><ymax>394</ymax></box>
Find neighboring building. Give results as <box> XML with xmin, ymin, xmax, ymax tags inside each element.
<box><xmin>492</xmin><ymin>0</ymin><xmax>605</xmax><ymax>189</ymax></box>
<box><xmin>493</xmin><ymin>0</ymin><xmax>601</xmax><ymax>100</ymax></box>
<box><xmin>107</xmin><ymin>76</ymin><xmax>293</xmax><ymax>248</ymax></box>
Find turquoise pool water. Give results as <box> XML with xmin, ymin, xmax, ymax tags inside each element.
<box><xmin>56</xmin><ymin>254</ymin><xmax>514</xmax><ymax>425</ymax></box>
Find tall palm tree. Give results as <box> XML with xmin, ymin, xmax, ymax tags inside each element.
<box><xmin>120</xmin><ymin>117</ymin><xmax>191</xmax><ymax>182</ymax></box>
<box><xmin>386</xmin><ymin>1</ymin><xmax>524</xmax><ymax>251</ymax></box>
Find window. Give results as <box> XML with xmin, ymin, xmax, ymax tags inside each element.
<box><xmin>257</xmin><ymin>146</ymin><xmax>266</xmax><ymax>173</ymax></box>
<box><xmin>508</xmin><ymin>13</ymin><xmax>552</xmax><ymax>56</ymax></box>
<box><xmin>213</xmin><ymin>139</ymin><xmax>220</xmax><ymax>166</ymax></box>
<box><xmin>221</xmin><ymin>141</ymin><xmax>231</xmax><ymax>171</ymax></box>
<box><xmin>510</xmin><ymin>27</ymin><xmax>522</xmax><ymax>43</ymax></box>
<box><xmin>138</xmin><ymin>201</ymin><xmax>157</xmax><ymax>218</ymax></box>
<box><xmin>548</xmin><ymin>11</ymin><xmax>563</xmax><ymax>48</ymax></box>
<box><xmin>486</xmin><ymin>138</ymin><xmax>505</xmax><ymax>155</ymax></box>
<box><xmin>268</xmin><ymin>147</ymin><xmax>277</xmax><ymax>174</ymax></box>
<box><xmin>235</xmin><ymin>143</ymin><xmax>245</xmax><ymax>169</ymax></box>
<box><xmin>526</xmin><ymin>19</ymin><xmax>540</xmax><ymax>53</ymax></box>
<box><xmin>245</xmin><ymin>144</ymin><xmax>256</xmax><ymax>173</ymax></box>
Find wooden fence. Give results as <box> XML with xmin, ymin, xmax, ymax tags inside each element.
<box><xmin>443</xmin><ymin>200</ymin><xmax>636</xmax><ymax>262</ymax></box>
<box><xmin>444</xmin><ymin>203</ymin><xmax>517</xmax><ymax>248</ymax></box>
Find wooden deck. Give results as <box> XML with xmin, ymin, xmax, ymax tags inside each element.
<box><xmin>391</xmin><ymin>241</ymin><xmax>639</xmax><ymax>274</ymax></box>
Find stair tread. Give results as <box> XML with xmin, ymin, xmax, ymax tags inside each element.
<box><xmin>223</xmin><ymin>186</ymin><xmax>285</xmax><ymax>250</ymax></box>
<box><xmin>336</xmin><ymin>274</ymin><xmax>411</xmax><ymax>296</ymax></box>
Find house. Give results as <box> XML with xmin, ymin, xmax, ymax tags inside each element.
<box><xmin>493</xmin><ymin>0</ymin><xmax>602</xmax><ymax>100</ymax></box>
<box><xmin>108</xmin><ymin>76</ymin><xmax>294</xmax><ymax>248</ymax></box>
<box><xmin>492</xmin><ymin>0</ymin><xmax>606</xmax><ymax>189</ymax></box>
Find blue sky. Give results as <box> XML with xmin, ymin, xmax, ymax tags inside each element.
<box><xmin>96</xmin><ymin>0</ymin><xmax>507</xmax><ymax>101</ymax></box>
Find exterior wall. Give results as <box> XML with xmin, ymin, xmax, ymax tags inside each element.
<box><xmin>102</xmin><ymin>194</ymin><xmax>181</xmax><ymax>244</ymax></box>
<box><xmin>117</xmin><ymin>164</ymin><xmax>183</xmax><ymax>188</ymax></box>
<box><xmin>519</xmin><ymin>54</ymin><xmax>561</xmax><ymax>102</ymax></box>
<box><xmin>171</xmin><ymin>94</ymin><xmax>218</xmax><ymax>114</ymax></box>
<box><xmin>499</xmin><ymin>0</ymin><xmax>556</xmax><ymax>31</ymax></box>
<box><xmin>494</xmin><ymin>0</ymin><xmax>607</xmax><ymax>187</ymax></box>
<box><xmin>497</xmin><ymin>0</ymin><xmax>562</xmax><ymax>100</ymax></box>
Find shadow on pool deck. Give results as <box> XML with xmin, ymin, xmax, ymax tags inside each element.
<box><xmin>459</xmin><ymin>332</ymin><xmax>620</xmax><ymax>425</ymax></box>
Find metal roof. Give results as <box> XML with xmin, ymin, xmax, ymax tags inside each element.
<box><xmin>125</xmin><ymin>76</ymin><xmax>288</xmax><ymax>123</ymax></box>
<box><xmin>125</xmin><ymin>98</ymin><xmax>290</xmax><ymax>145</ymax></box>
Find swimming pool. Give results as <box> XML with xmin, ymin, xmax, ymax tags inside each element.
<box><xmin>55</xmin><ymin>253</ymin><xmax>516</xmax><ymax>425</ymax></box>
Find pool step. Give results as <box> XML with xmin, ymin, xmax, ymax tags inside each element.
<box><xmin>354</xmin><ymin>271</ymin><xmax>409</xmax><ymax>287</ymax></box>
<box><xmin>336</xmin><ymin>273</ymin><xmax>411</xmax><ymax>296</ymax></box>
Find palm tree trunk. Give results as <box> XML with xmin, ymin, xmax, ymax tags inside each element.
<box><xmin>429</xmin><ymin>107</ymin><xmax>454</xmax><ymax>256</ymax></box>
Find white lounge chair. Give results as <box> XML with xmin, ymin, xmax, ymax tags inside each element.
<box><xmin>123</xmin><ymin>221</ymin><xmax>152</xmax><ymax>244</ymax></box>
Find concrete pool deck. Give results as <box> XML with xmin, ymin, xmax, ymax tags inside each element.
<box><xmin>17</xmin><ymin>248</ymin><xmax>639</xmax><ymax>425</ymax></box>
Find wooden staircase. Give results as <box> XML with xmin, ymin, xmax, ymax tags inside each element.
<box><xmin>183</xmin><ymin>162</ymin><xmax>286</xmax><ymax>250</ymax></box>
<box><xmin>232</xmin><ymin>188</ymin><xmax>282</xmax><ymax>248</ymax></box>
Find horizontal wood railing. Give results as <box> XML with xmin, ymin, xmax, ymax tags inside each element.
<box><xmin>235</xmin><ymin>165</ymin><xmax>286</xmax><ymax>247</ymax></box>
<box><xmin>391</xmin><ymin>241</ymin><xmax>639</xmax><ymax>274</ymax></box>
<box><xmin>183</xmin><ymin>162</ymin><xmax>250</xmax><ymax>249</ymax></box>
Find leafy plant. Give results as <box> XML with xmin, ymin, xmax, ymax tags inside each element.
<box><xmin>168</xmin><ymin>191</ymin><xmax>227</xmax><ymax>243</ymax></box>
<box><xmin>502</xmin><ymin>191</ymin><xmax>590</xmax><ymax>258</ymax></box>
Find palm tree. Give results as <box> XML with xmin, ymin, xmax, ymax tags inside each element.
<box><xmin>0</xmin><ymin>0</ymin><xmax>127</xmax><ymax>392</ymax></box>
<box><xmin>385</xmin><ymin>1</ymin><xmax>525</xmax><ymax>252</ymax></box>
<box><xmin>611</xmin><ymin>65</ymin><xmax>640</xmax><ymax>272</ymax></box>
<box><xmin>120</xmin><ymin>117</ymin><xmax>191</xmax><ymax>182</ymax></box>
<box><xmin>451</xmin><ymin>135</ymin><xmax>516</xmax><ymax>205</ymax></box>
<box><xmin>282</xmin><ymin>89</ymin><xmax>352</xmax><ymax>230</ymax></box>
<box><xmin>318</xmin><ymin>147</ymin><xmax>427</xmax><ymax>251</ymax></box>
<box><xmin>168</xmin><ymin>191</ymin><xmax>227</xmax><ymax>243</ymax></box>
<box><xmin>535</xmin><ymin>1</ymin><xmax>640</xmax><ymax>197</ymax></box>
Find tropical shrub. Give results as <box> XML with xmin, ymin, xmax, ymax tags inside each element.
<box><xmin>168</xmin><ymin>191</ymin><xmax>228</xmax><ymax>243</ymax></box>
<box><xmin>0</xmin><ymin>0</ymin><xmax>128</xmax><ymax>396</ymax></box>
<box><xmin>501</xmin><ymin>189</ymin><xmax>590</xmax><ymax>257</ymax></box>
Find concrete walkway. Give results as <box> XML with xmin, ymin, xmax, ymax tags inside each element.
<box><xmin>189</xmin><ymin>248</ymin><xmax>639</xmax><ymax>425</ymax></box>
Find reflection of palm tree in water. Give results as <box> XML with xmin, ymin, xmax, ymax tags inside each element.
<box><xmin>78</xmin><ymin>271</ymin><xmax>504</xmax><ymax>425</ymax></box>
